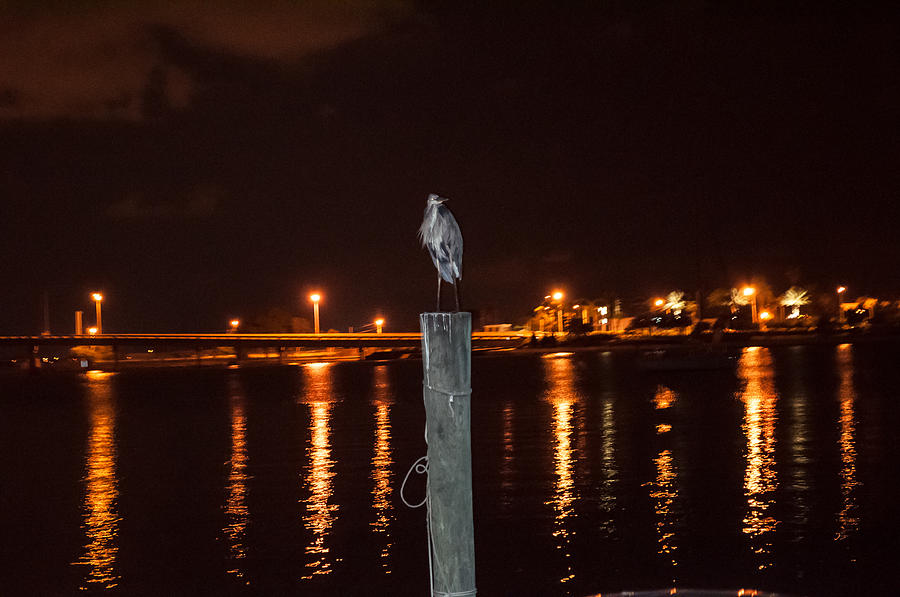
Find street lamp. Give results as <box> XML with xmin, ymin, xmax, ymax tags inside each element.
<box><xmin>375</xmin><ymin>318</ymin><xmax>384</xmax><ymax>334</ymax></box>
<box><xmin>87</xmin><ymin>327</ymin><xmax>98</xmax><ymax>335</ymax></box>
<box><xmin>310</xmin><ymin>293</ymin><xmax>322</xmax><ymax>334</ymax></box>
<box><xmin>552</xmin><ymin>291</ymin><xmax>564</xmax><ymax>334</ymax></box>
<box><xmin>229</xmin><ymin>319</ymin><xmax>240</xmax><ymax>333</ymax></box>
<box><xmin>742</xmin><ymin>286</ymin><xmax>757</xmax><ymax>324</ymax></box>
<box><xmin>654</xmin><ymin>298</ymin><xmax>664</xmax><ymax>308</ymax></box>
<box><xmin>837</xmin><ymin>286</ymin><xmax>847</xmax><ymax>324</ymax></box>
<box><xmin>91</xmin><ymin>292</ymin><xmax>103</xmax><ymax>334</ymax></box>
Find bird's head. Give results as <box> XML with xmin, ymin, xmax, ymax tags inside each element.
<box><xmin>426</xmin><ymin>193</ymin><xmax>448</xmax><ymax>205</ymax></box>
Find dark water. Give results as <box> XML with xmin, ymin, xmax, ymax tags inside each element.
<box><xmin>2</xmin><ymin>343</ymin><xmax>899</xmax><ymax>596</ymax></box>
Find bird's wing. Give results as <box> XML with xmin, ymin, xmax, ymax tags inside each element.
<box><xmin>437</xmin><ymin>205</ymin><xmax>463</xmax><ymax>281</ymax></box>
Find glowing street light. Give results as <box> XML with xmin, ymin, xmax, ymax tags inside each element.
<box><xmin>837</xmin><ymin>286</ymin><xmax>847</xmax><ymax>323</ymax></box>
<box><xmin>551</xmin><ymin>291</ymin><xmax>564</xmax><ymax>334</ymax></box>
<box><xmin>654</xmin><ymin>298</ymin><xmax>664</xmax><ymax>308</ymax></box>
<box><xmin>229</xmin><ymin>319</ymin><xmax>240</xmax><ymax>332</ymax></box>
<box><xmin>91</xmin><ymin>292</ymin><xmax>103</xmax><ymax>334</ymax></box>
<box><xmin>87</xmin><ymin>327</ymin><xmax>98</xmax><ymax>335</ymax></box>
<box><xmin>375</xmin><ymin>318</ymin><xmax>384</xmax><ymax>334</ymax></box>
<box><xmin>310</xmin><ymin>293</ymin><xmax>322</xmax><ymax>334</ymax></box>
<box><xmin>742</xmin><ymin>286</ymin><xmax>758</xmax><ymax>323</ymax></box>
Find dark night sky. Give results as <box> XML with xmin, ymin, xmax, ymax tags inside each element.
<box><xmin>1</xmin><ymin>2</ymin><xmax>898</xmax><ymax>333</ymax></box>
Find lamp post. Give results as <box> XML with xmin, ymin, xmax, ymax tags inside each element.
<box><xmin>91</xmin><ymin>292</ymin><xmax>103</xmax><ymax>334</ymax></box>
<box><xmin>837</xmin><ymin>286</ymin><xmax>846</xmax><ymax>324</ymax></box>
<box><xmin>552</xmin><ymin>291</ymin><xmax>564</xmax><ymax>334</ymax></box>
<box><xmin>310</xmin><ymin>293</ymin><xmax>321</xmax><ymax>334</ymax></box>
<box><xmin>375</xmin><ymin>318</ymin><xmax>384</xmax><ymax>334</ymax></box>
<box><xmin>229</xmin><ymin>319</ymin><xmax>240</xmax><ymax>333</ymax></box>
<box><xmin>742</xmin><ymin>286</ymin><xmax>757</xmax><ymax>324</ymax></box>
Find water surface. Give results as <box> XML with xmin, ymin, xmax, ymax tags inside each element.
<box><xmin>1</xmin><ymin>343</ymin><xmax>898</xmax><ymax>595</ymax></box>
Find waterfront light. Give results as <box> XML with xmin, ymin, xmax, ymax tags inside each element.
<box><xmin>742</xmin><ymin>286</ymin><xmax>758</xmax><ymax>323</ymax></box>
<box><xmin>551</xmin><ymin>291</ymin><xmax>564</xmax><ymax>334</ymax></box>
<box><xmin>91</xmin><ymin>292</ymin><xmax>104</xmax><ymax>334</ymax></box>
<box><xmin>310</xmin><ymin>293</ymin><xmax>322</xmax><ymax>334</ymax></box>
<box><xmin>665</xmin><ymin>291</ymin><xmax>686</xmax><ymax>315</ymax></box>
<box><xmin>375</xmin><ymin>318</ymin><xmax>384</xmax><ymax>334</ymax></box>
<box><xmin>837</xmin><ymin>286</ymin><xmax>847</xmax><ymax>324</ymax></box>
<box><xmin>654</xmin><ymin>298</ymin><xmax>664</xmax><ymax>307</ymax></box>
<box><xmin>88</xmin><ymin>327</ymin><xmax>98</xmax><ymax>335</ymax></box>
<box><xmin>229</xmin><ymin>319</ymin><xmax>240</xmax><ymax>332</ymax></box>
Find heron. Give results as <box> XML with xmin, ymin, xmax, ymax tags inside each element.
<box><xmin>418</xmin><ymin>193</ymin><xmax>463</xmax><ymax>312</ymax></box>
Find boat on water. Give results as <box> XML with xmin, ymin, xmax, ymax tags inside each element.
<box><xmin>635</xmin><ymin>345</ymin><xmax>737</xmax><ymax>371</ymax></box>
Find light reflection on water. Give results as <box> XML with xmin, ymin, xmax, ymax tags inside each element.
<box><xmin>224</xmin><ymin>374</ymin><xmax>250</xmax><ymax>581</ymax></box>
<box><xmin>299</xmin><ymin>362</ymin><xmax>340</xmax><ymax>579</ymax></box>
<box><xmin>737</xmin><ymin>347</ymin><xmax>779</xmax><ymax>570</ymax></box>
<box><xmin>785</xmin><ymin>348</ymin><xmax>811</xmax><ymax>533</ymax></box>
<box><xmin>369</xmin><ymin>365</ymin><xmax>394</xmax><ymax>573</ymax></box>
<box><xmin>72</xmin><ymin>370</ymin><xmax>121</xmax><ymax>589</ymax></box>
<box><xmin>835</xmin><ymin>344</ymin><xmax>859</xmax><ymax>541</ymax></box>
<box><xmin>500</xmin><ymin>400</ymin><xmax>516</xmax><ymax>510</ymax></box>
<box><xmin>649</xmin><ymin>385</ymin><xmax>679</xmax><ymax>575</ymax></box>
<box><xmin>596</xmin><ymin>353</ymin><xmax>617</xmax><ymax>537</ymax></box>
<box><xmin>4</xmin><ymin>342</ymin><xmax>890</xmax><ymax>596</ymax></box>
<box><xmin>542</xmin><ymin>355</ymin><xmax>582</xmax><ymax>587</ymax></box>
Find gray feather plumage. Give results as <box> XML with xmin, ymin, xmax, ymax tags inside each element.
<box><xmin>419</xmin><ymin>193</ymin><xmax>463</xmax><ymax>284</ymax></box>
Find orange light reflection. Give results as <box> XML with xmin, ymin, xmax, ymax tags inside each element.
<box><xmin>737</xmin><ymin>347</ymin><xmax>778</xmax><ymax>570</ymax></box>
<box><xmin>224</xmin><ymin>374</ymin><xmax>250</xmax><ymax>581</ymax></box>
<box><xmin>72</xmin><ymin>370</ymin><xmax>120</xmax><ymax>589</ymax></box>
<box><xmin>649</xmin><ymin>385</ymin><xmax>679</xmax><ymax>574</ymax></box>
<box><xmin>835</xmin><ymin>344</ymin><xmax>859</xmax><ymax>541</ymax></box>
<box><xmin>300</xmin><ymin>363</ymin><xmax>340</xmax><ymax>579</ymax></box>
<box><xmin>542</xmin><ymin>356</ymin><xmax>581</xmax><ymax>585</ymax></box>
<box><xmin>369</xmin><ymin>365</ymin><xmax>394</xmax><ymax>573</ymax></box>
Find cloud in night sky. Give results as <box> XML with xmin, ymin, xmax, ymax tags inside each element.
<box><xmin>0</xmin><ymin>1</ymin><xmax>409</xmax><ymax>120</ymax></box>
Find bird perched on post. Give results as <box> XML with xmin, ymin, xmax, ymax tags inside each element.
<box><xmin>419</xmin><ymin>193</ymin><xmax>463</xmax><ymax>312</ymax></box>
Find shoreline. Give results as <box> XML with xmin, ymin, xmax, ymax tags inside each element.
<box><xmin>17</xmin><ymin>329</ymin><xmax>899</xmax><ymax>372</ymax></box>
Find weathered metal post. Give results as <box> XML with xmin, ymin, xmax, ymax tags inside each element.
<box><xmin>420</xmin><ymin>311</ymin><xmax>476</xmax><ymax>597</ymax></box>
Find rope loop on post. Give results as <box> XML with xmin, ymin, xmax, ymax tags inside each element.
<box><xmin>400</xmin><ymin>455</ymin><xmax>429</xmax><ymax>509</ymax></box>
